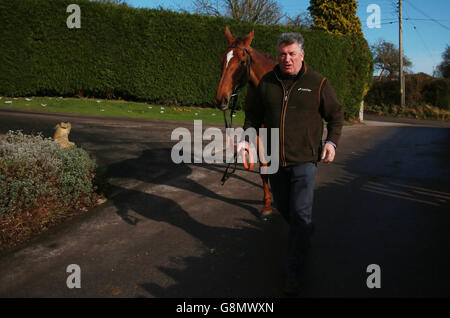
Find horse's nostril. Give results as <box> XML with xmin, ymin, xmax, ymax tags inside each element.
<box><xmin>222</xmin><ymin>97</ymin><xmax>228</xmax><ymax>105</ymax></box>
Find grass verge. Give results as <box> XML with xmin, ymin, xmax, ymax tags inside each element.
<box><xmin>0</xmin><ymin>96</ymin><xmax>245</xmax><ymax>125</ymax></box>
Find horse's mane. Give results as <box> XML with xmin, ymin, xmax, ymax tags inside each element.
<box><xmin>230</xmin><ymin>38</ymin><xmax>275</xmax><ymax>61</ymax></box>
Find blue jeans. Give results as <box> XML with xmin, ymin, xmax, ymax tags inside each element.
<box><xmin>269</xmin><ymin>162</ymin><xmax>317</xmax><ymax>277</ymax></box>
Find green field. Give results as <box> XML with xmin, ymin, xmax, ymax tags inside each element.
<box><xmin>0</xmin><ymin>96</ymin><xmax>245</xmax><ymax>125</ymax></box>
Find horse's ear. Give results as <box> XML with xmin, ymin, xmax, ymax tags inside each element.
<box><xmin>244</xmin><ymin>29</ymin><xmax>255</xmax><ymax>47</ymax></box>
<box><xmin>225</xmin><ymin>26</ymin><xmax>234</xmax><ymax>45</ymax></box>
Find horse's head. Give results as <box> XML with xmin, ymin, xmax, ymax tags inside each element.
<box><xmin>215</xmin><ymin>26</ymin><xmax>254</xmax><ymax>111</ymax></box>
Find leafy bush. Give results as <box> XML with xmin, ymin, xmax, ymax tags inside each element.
<box><xmin>0</xmin><ymin>131</ymin><xmax>98</xmax><ymax>249</ymax></box>
<box><xmin>364</xmin><ymin>104</ymin><xmax>449</xmax><ymax>121</ymax></box>
<box><xmin>0</xmin><ymin>0</ymin><xmax>372</xmax><ymax>119</ymax></box>
<box><xmin>423</xmin><ymin>79</ymin><xmax>450</xmax><ymax>110</ymax></box>
<box><xmin>364</xmin><ymin>74</ymin><xmax>450</xmax><ymax>110</ymax></box>
<box><xmin>364</xmin><ymin>80</ymin><xmax>401</xmax><ymax>107</ymax></box>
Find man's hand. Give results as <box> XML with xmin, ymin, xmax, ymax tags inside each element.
<box><xmin>321</xmin><ymin>142</ymin><xmax>336</xmax><ymax>163</ymax></box>
<box><xmin>237</xmin><ymin>141</ymin><xmax>254</xmax><ymax>170</ymax></box>
<box><xmin>237</xmin><ymin>141</ymin><xmax>249</xmax><ymax>155</ymax></box>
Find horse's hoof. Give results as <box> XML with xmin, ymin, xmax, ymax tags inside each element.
<box><xmin>259</xmin><ymin>210</ymin><xmax>273</xmax><ymax>221</ymax></box>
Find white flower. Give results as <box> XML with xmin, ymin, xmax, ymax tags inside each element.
<box><xmin>100</xmin><ymin>109</ymin><xmax>105</xmax><ymax>112</ymax></box>
<box><xmin>13</xmin><ymin>98</ymin><xmax>18</xmax><ymax>100</ymax></box>
<box><xmin>148</xmin><ymin>106</ymin><xmax>152</xmax><ymax>109</ymax></box>
<box><xmin>232</xmin><ymin>114</ymin><xmax>236</xmax><ymax>117</ymax></box>
<box><xmin>96</xmin><ymin>100</ymin><xmax>101</xmax><ymax>103</ymax></box>
<box><xmin>160</xmin><ymin>111</ymin><xmax>164</xmax><ymax>113</ymax></box>
<box><xmin>212</xmin><ymin>113</ymin><xmax>216</xmax><ymax>116</ymax></box>
<box><xmin>5</xmin><ymin>101</ymin><xmax>12</xmax><ymax>104</ymax></box>
<box><xmin>41</xmin><ymin>104</ymin><xmax>47</xmax><ymax>107</ymax></box>
<box><xmin>195</xmin><ymin>113</ymin><xmax>198</xmax><ymax>116</ymax></box>
<box><xmin>25</xmin><ymin>98</ymin><xmax>32</xmax><ymax>101</ymax></box>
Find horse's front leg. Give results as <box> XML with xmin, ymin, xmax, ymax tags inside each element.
<box><xmin>257</xmin><ymin>134</ymin><xmax>272</xmax><ymax>216</ymax></box>
<box><xmin>244</xmin><ymin>87</ymin><xmax>272</xmax><ymax>216</ymax></box>
<box><xmin>260</xmin><ymin>173</ymin><xmax>272</xmax><ymax>215</ymax></box>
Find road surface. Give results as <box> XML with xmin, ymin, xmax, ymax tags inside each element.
<box><xmin>0</xmin><ymin>108</ymin><xmax>449</xmax><ymax>298</ymax></box>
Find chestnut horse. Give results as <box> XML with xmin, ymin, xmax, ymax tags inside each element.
<box><xmin>214</xmin><ymin>27</ymin><xmax>276</xmax><ymax>216</ymax></box>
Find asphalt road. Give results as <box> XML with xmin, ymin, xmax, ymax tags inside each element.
<box><xmin>0</xmin><ymin>108</ymin><xmax>449</xmax><ymax>298</ymax></box>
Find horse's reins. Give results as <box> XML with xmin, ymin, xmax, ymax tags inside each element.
<box><xmin>221</xmin><ymin>46</ymin><xmax>251</xmax><ymax>185</ymax></box>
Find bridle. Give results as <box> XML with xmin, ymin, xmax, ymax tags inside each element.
<box><xmin>221</xmin><ymin>46</ymin><xmax>252</xmax><ymax>185</ymax></box>
<box><xmin>228</xmin><ymin>46</ymin><xmax>252</xmax><ymax>92</ymax></box>
<box><xmin>222</xmin><ymin>46</ymin><xmax>251</xmax><ymax>127</ymax></box>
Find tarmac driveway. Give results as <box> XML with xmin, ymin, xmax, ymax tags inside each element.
<box><xmin>0</xmin><ymin>108</ymin><xmax>449</xmax><ymax>298</ymax></box>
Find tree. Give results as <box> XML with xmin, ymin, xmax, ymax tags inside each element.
<box><xmin>285</xmin><ymin>12</ymin><xmax>313</xmax><ymax>29</ymax></box>
<box><xmin>437</xmin><ymin>45</ymin><xmax>450</xmax><ymax>78</ymax></box>
<box><xmin>193</xmin><ymin>0</ymin><xmax>222</xmax><ymax>17</ymax></box>
<box><xmin>193</xmin><ymin>0</ymin><xmax>283</xmax><ymax>25</ymax></box>
<box><xmin>308</xmin><ymin>0</ymin><xmax>362</xmax><ymax>35</ymax></box>
<box><xmin>371</xmin><ymin>40</ymin><xmax>412</xmax><ymax>80</ymax></box>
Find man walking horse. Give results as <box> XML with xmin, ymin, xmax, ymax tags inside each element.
<box><xmin>215</xmin><ymin>27</ymin><xmax>344</xmax><ymax>295</ymax></box>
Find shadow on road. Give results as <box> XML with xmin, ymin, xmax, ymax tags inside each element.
<box><xmin>102</xmin><ymin>126</ymin><xmax>450</xmax><ymax>297</ymax></box>
<box><xmin>102</xmin><ymin>147</ymin><xmax>288</xmax><ymax>297</ymax></box>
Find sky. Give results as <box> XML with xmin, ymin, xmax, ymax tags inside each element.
<box><xmin>125</xmin><ymin>0</ymin><xmax>450</xmax><ymax>76</ymax></box>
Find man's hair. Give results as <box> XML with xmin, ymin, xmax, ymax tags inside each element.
<box><xmin>276</xmin><ymin>32</ymin><xmax>304</xmax><ymax>53</ymax></box>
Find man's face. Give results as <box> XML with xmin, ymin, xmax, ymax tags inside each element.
<box><xmin>278</xmin><ymin>42</ymin><xmax>304</xmax><ymax>75</ymax></box>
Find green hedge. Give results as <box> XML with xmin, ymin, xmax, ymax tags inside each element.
<box><xmin>365</xmin><ymin>74</ymin><xmax>450</xmax><ymax>110</ymax></box>
<box><xmin>0</xmin><ymin>0</ymin><xmax>372</xmax><ymax>119</ymax></box>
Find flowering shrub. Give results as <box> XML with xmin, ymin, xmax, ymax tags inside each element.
<box><xmin>0</xmin><ymin>131</ymin><xmax>99</xmax><ymax>249</ymax></box>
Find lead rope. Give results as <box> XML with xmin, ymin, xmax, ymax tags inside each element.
<box><xmin>221</xmin><ymin>92</ymin><xmax>240</xmax><ymax>185</ymax></box>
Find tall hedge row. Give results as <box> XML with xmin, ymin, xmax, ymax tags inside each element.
<box><xmin>365</xmin><ymin>74</ymin><xmax>450</xmax><ymax>110</ymax></box>
<box><xmin>0</xmin><ymin>0</ymin><xmax>373</xmax><ymax>119</ymax></box>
